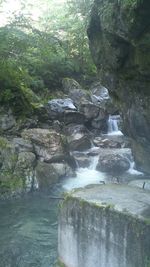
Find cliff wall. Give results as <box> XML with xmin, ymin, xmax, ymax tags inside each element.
<box><xmin>87</xmin><ymin>0</ymin><xmax>150</xmax><ymax>172</ymax></box>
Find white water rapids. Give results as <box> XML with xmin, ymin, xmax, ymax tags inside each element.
<box><xmin>63</xmin><ymin>155</ymin><xmax>106</xmax><ymax>191</ymax></box>
<box><xmin>107</xmin><ymin>115</ymin><xmax>123</xmax><ymax>136</ymax></box>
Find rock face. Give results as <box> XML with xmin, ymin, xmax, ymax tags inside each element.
<box><xmin>58</xmin><ymin>185</ymin><xmax>150</xmax><ymax>267</ymax></box>
<box><xmin>97</xmin><ymin>153</ymin><xmax>130</xmax><ymax>174</ymax></box>
<box><xmin>22</xmin><ymin>128</ymin><xmax>65</xmax><ymax>161</ymax></box>
<box><xmin>0</xmin><ymin>108</ymin><xmax>16</xmax><ymax>131</ymax></box>
<box><xmin>88</xmin><ymin>0</ymin><xmax>150</xmax><ymax>172</ymax></box>
<box><xmin>0</xmin><ymin>137</ymin><xmax>37</xmax><ymax>198</ymax></box>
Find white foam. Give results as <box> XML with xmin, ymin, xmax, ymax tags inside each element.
<box><xmin>63</xmin><ymin>167</ymin><xmax>106</xmax><ymax>191</ymax></box>
<box><xmin>127</xmin><ymin>161</ymin><xmax>143</xmax><ymax>176</ymax></box>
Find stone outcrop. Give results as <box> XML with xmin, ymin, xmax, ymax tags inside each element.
<box><xmin>36</xmin><ymin>161</ymin><xmax>74</xmax><ymax>190</ymax></box>
<box><xmin>58</xmin><ymin>184</ymin><xmax>150</xmax><ymax>267</ymax></box>
<box><xmin>88</xmin><ymin>0</ymin><xmax>150</xmax><ymax>173</ymax></box>
<box><xmin>0</xmin><ymin>137</ymin><xmax>37</xmax><ymax>198</ymax></box>
<box><xmin>0</xmin><ymin>107</ymin><xmax>16</xmax><ymax>132</ymax></box>
<box><xmin>64</xmin><ymin>124</ymin><xmax>92</xmax><ymax>152</ymax></box>
<box><xmin>96</xmin><ymin>148</ymin><xmax>131</xmax><ymax>174</ymax></box>
<box><xmin>21</xmin><ymin>128</ymin><xmax>65</xmax><ymax>161</ymax></box>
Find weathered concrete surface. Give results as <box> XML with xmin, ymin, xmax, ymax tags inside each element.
<box><xmin>58</xmin><ymin>185</ymin><xmax>150</xmax><ymax>267</ymax></box>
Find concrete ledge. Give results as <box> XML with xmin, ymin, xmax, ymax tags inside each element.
<box><xmin>58</xmin><ymin>185</ymin><xmax>150</xmax><ymax>267</ymax></box>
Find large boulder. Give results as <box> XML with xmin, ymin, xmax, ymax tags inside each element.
<box><xmin>93</xmin><ymin>135</ymin><xmax>130</xmax><ymax>149</ymax></box>
<box><xmin>36</xmin><ymin>161</ymin><xmax>74</xmax><ymax>190</ymax></box>
<box><xmin>96</xmin><ymin>148</ymin><xmax>131</xmax><ymax>174</ymax></box>
<box><xmin>14</xmin><ymin>152</ymin><xmax>36</xmax><ymax>192</ymax></box>
<box><xmin>88</xmin><ymin>0</ymin><xmax>150</xmax><ymax>172</ymax></box>
<box><xmin>63</xmin><ymin>110</ymin><xmax>85</xmax><ymax>125</ymax></box>
<box><xmin>62</xmin><ymin>78</ymin><xmax>82</xmax><ymax>94</ymax></box>
<box><xmin>0</xmin><ymin>137</ymin><xmax>37</xmax><ymax>198</ymax></box>
<box><xmin>21</xmin><ymin>128</ymin><xmax>66</xmax><ymax>161</ymax></box>
<box><xmin>68</xmin><ymin>89</ymin><xmax>91</xmax><ymax>107</ymax></box>
<box><xmin>90</xmin><ymin>82</ymin><xmax>117</xmax><ymax>114</ymax></box>
<box><xmin>64</xmin><ymin>124</ymin><xmax>92</xmax><ymax>152</ymax></box>
<box><xmin>73</xmin><ymin>153</ymin><xmax>91</xmax><ymax>168</ymax></box>
<box><xmin>46</xmin><ymin>98</ymin><xmax>76</xmax><ymax>120</ymax></box>
<box><xmin>79</xmin><ymin>100</ymin><xmax>100</xmax><ymax>120</ymax></box>
<box><xmin>12</xmin><ymin>138</ymin><xmax>34</xmax><ymax>153</ymax></box>
<box><xmin>0</xmin><ymin>108</ymin><xmax>16</xmax><ymax>131</ymax></box>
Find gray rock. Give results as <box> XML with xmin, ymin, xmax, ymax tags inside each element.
<box><xmin>0</xmin><ymin>108</ymin><xmax>16</xmax><ymax>131</ymax></box>
<box><xmin>12</xmin><ymin>138</ymin><xmax>33</xmax><ymax>153</ymax></box>
<box><xmin>68</xmin><ymin>89</ymin><xmax>90</xmax><ymax>107</ymax></box>
<box><xmin>88</xmin><ymin>0</ymin><xmax>150</xmax><ymax>173</ymax></box>
<box><xmin>36</xmin><ymin>161</ymin><xmax>60</xmax><ymax>189</ymax></box>
<box><xmin>97</xmin><ymin>149</ymin><xmax>130</xmax><ymax>174</ymax></box>
<box><xmin>36</xmin><ymin>161</ymin><xmax>74</xmax><ymax>190</ymax></box>
<box><xmin>73</xmin><ymin>154</ymin><xmax>91</xmax><ymax>168</ymax></box>
<box><xmin>91</xmin><ymin>109</ymin><xmax>108</xmax><ymax>130</ymax></box>
<box><xmin>90</xmin><ymin>82</ymin><xmax>110</xmax><ymax>100</ymax></box>
<box><xmin>65</xmin><ymin>124</ymin><xmax>92</xmax><ymax>152</ymax></box>
<box><xmin>63</xmin><ymin>110</ymin><xmax>85</xmax><ymax>125</ymax></box>
<box><xmin>15</xmin><ymin>152</ymin><xmax>36</xmax><ymax>192</ymax></box>
<box><xmin>79</xmin><ymin>100</ymin><xmax>100</xmax><ymax>120</ymax></box>
<box><xmin>21</xmin><ymin>128</ymin><xmax>65</xmax><ymax>161</ymax></box>
<box><xmin>93</xmin><ymin>137</ymin><xmax>122</xmax><ymax>148</ymax></box>
<box><xmin>48</xmin><ymin>98</ymin><xmax>76</xmax><ymax>113</ymax></box>
<box><xmin>62</xmin><ymin>78</ymin><xmax>82</xmax><ymax>94</ymax></box>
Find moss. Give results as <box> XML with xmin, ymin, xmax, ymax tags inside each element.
<box><xmin>0</xmin><ymin>175</ymin><xmax>24</xmax><ymax>194</ymax></box>
<box><xmin>54</xmin><ymin>259</ymin><xmax>66</xmax><ymax>267</ymax></box>
<box><xmin>0</xmin><ymin>137</ymin><xmax>10</xmax><ymax>149</ymax></box>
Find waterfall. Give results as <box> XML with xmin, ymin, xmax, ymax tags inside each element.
<box><xmin>107</xmin><ymin>115</ymin><xmax>123</xmax><ymax>136</ymax></box>
<box><xmin>62</xmin><ymin>154</ymin><xmax>106</xmax><ymax>191</ymax></box>
<box><xmin>127</xmin><ymin>161</ymin><xmax>143</xmax><ymax>175</ymax></box>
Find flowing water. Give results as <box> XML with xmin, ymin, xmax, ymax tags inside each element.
<box><xmin>107</xmin><ymin>115</ymin><xmax>123</xmax><ymax>136</ymax></box>
<box><xmin>0</xmin><ymin>116</ymin><xmax>144</xmax><ymax>267</ymax></box>
<box><xmin>0</xmin><ymin>189</ymin><xmax>62</xmax><ymax>267</ymax></box>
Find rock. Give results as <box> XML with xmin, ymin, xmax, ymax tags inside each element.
<box><xmin>90</xmin><ymin>82</ymin><xmax>118</xmax><ymax>114</ymax></box>
<box><xmin>0</xmin><ymin>137</ymin><xmax>37</xmax><ymax>197</ymax></box>
<box><xmin>16</xmin><ymin>152</ymin><xmax>36</xmax><ymax>169</ymax></box>
<box><xmin>0</xmin><ymin>108</ymin><xmax>16</xmax><ymax>131</ymax></box>
<box><xmin>36</xmin><ymin>161</ymin><xmax>74</xmax><ymax>190</ymax></box>
<box><xmin>51</xmin><ymin>163</ymin><xmax>74</xmax><ymax>177</ymax></box>
<box><xmin>68</xmin><ymin>89</ymin><xmax>91</xmax><ymax>107</ymax></box>
<box><xmin>15</xmin><ymin>152</ymin><xmax>36</xmax><ymax>192</ymax></box>
<box><xmin>96</xmin><ymin>148</ymin><xmax>131</xmax><ymax>174</ymax></box>
<box><xmin>45</xmin><ymin>98</ymin><xmax>76</xmax><ymax>120</ymax></box>
<box><xmin>12</xmin><ymin>138</ymin><xmax>33</xmax><ymax>153</ymax></box>
<box><xmin>62</xmin><ymin>78</ymin><xmax>82</xmax><ymax>94</ymax></box>
<box><xmin>79</xmin><ymin>100</ymin><xmax>100</xmax><ymax>120</ymax></box>
<box><xmin>21</xmin><ymin>128</ymin><xmax>65</xmax><ymax>161</ymax></box>
<box><xmin>48</xmin><ymin>98</ymin><xmax>76</xmax><ymax>113</ymax></box>
<box><xmin>93</xmin><ymin>137</ymin><xmax>122</xmax><ymax>148</ymax></box>
<box><xmin>36</xmin><ymin>161</ymin><xmax>59</xmax><ymax>189</ymax></box>
<box><xmin>63</xmin><ymin>110</ymin><xmax>85</xmax><ymax>125</ymax></box>
<box><xmin>73</xmin><ymin>154</ymin><xmax>91</xmax><ymax>168</ymax></box>
<box><xmin>90</xmin><ymin>82</ymin><xmax>110</xmax><ymax>101</ymax></box>
<box><xmin>91</xmin><ymin>109</ymin><xmax>108</xmax><ymax>131</ymax></box>
<box><xmin>65</xmin><ymin>124</ymin><xmax>92</xmax><ymax>152</ymax></box>
<box><xmin>88</xmin><ymin>0</ymin><xmax>150</xmax><ymax>172</ymax></box>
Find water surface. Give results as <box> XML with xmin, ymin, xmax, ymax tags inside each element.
<box><xmin>0</xmin><ymin>189</ymin><xmax>62</xmax><ymax>267</ymax></box>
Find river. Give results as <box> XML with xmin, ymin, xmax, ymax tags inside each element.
<box><xmin>0</xmin><ymin>187</ymin><xmax>63</xmax><ymax>267</ymax></box>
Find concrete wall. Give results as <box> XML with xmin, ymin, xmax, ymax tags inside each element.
<box><xmin>58</xmin><ymin>185</ymin><xmax>150</xmax><ymax>267</ymax></box>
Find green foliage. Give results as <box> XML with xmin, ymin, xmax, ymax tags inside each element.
<box><xmin>0</xmin><ymin>0</ymin><xmax>96</xmax><ymax>114</ymax></box>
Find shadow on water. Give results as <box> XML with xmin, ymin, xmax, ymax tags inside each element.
<box><xmin>0</xmin><ymin>185</ymin><xmax>63</xmax><ymax>267</ymax></box>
